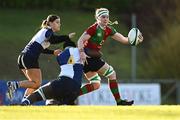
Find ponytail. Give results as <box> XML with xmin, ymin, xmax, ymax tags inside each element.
<box><xmin>108</xmin><ymin>20</ymin><xmax>118</xmax><ymax>25</ymax></box>
<box><xmin>41</xmin><ymin>19</ymin><xmax>48</xmax><ymax>28</ymax></box>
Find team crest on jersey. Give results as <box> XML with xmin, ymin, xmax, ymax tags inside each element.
<box><xmin>97</xmin><ymin>33</ymin><xmax>102</xmax><ymax>37</ymax></box>
<box><xmin>68</xmin><ymin>55</ymin><xmax>75</xmax><ymax>64</ymax></box>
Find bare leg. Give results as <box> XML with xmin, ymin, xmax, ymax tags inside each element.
<box><xmin>20</xmin><ymin>69</ymin><xmax>42</xmax><ymax>97</ymax></box>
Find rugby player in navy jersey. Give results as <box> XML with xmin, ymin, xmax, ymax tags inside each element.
<box><xmin>21</xmin><ymin>40</ymin><xmax>83</xmax><ymax>105</ymax></box>
<box><xmin>7</xmin><ymin>14</ymin><xmax>75</xmax><ymax>101</ymax></box>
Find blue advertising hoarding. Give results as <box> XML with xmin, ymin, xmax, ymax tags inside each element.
<box><xmin>0</xmin><ymin>80</ymin><xmax>49</xmax><ymax>105</ymax></box>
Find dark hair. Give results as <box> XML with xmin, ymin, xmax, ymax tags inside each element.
<box><xmin>63</xmin><ymin>40</ymin><xmax>76</xmax><ymax>49</ymax></box>
<box><xmin>41</xmin><ymin>14</ymin><xmax>60</xmax><ymax>28</ymax></box>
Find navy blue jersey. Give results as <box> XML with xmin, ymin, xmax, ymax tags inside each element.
<box><xmin>18</xmin><ymin>27</ymin><xmax>70</xmax><ymax>69</ymax></box>
<box><xmin>21</xmin><ymin>27</ymin><xmax>69</xmax><ymax>58</ymax></box>
<box><xmin>22</xmin><ymin>28</ymin><xmax>53</xmax><ymax>57</ymax></box>
<box><xmin>57</xmin><ymin>47</ymin><xmax>83</xmax><ymax>86</ymax></box>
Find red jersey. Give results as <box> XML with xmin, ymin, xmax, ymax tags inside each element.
<box><xmin>85</xmin><ymin>23</ymin><xmax>117</xmax><ymax>51</ymax></box>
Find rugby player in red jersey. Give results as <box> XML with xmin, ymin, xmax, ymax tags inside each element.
<box><xmin>78</xmin><ymin>8</ymin><xmax>143</xmax><ymax>105</ymax></box>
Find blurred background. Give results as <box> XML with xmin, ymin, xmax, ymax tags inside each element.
<box><xmin>0</xmin><ymin>0</ymin><xmax>180</xmax><ymax>105</ymax></box>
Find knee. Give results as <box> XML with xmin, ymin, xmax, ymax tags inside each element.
<box><xmin>32</xmin><ymin>81</ymin><xmax>41</xmax><ymax>89</ymax></box>
<box><xmin>108</xmin><ymin>71</ymin><xmax>117</xmax><ymax>80</ymax></box>
<box><xmin>103</xmin><ymin>65</ymin><xmax>116</xmax><ymax>79</ymax></box>
<box><xmin>87</xmin><ymin>73</ymin><xmax>101</xmax><ymax>89</ymax></box>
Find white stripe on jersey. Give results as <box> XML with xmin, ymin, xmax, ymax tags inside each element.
<box><xmin>59</xmin><ymin>64</ymin><xmax>74</xmax><ymax>79</ymax></box>
<box><xmin>30</xmin><ymin>28</ymin><xmax>50</xmax><ymax>49</ymax></box>
<box><xmin>69</xmin><ymin>48</ymin><xmax>81</xmax><ymax>64</ymax></box>
<box><xmin>59</xmin><ymin>48</ymin><xmax>82</xmax><ymax>79</ymax></box>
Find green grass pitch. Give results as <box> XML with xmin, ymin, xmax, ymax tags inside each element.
<box><xmin>0</xmin><ymin>105</ymin><xmax>180</xmax><ymax>120</ymax></box>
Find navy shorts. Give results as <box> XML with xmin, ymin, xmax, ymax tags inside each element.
<box><xmin>17</xmin><ymin>53</ymin><xmax>39</xmax><ymax>69</ymax></box>
<box><xmin>50</xmin><ymin>76</ymin><xmax>80</xmax><ymax>105</ymax></box>
<box><xmin>83</xmin><ymin>57</ymin><xmax>105</xmax><ymax>73</ymax></box>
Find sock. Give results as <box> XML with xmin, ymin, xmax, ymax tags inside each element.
<box><xmin>108</xmin><ymin>79</ymin><xmax>121</xmax><ymax>103</ymax></box>
<box><xmin>79</xmin><ymin>84</ymin><xmax>95</xmax><ymax>96</ymax></box>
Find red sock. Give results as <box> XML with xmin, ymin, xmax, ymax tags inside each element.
<box><xmin>109</xmin><ymin>79</ymin><xmax>121</xmax><ymax>103</ymax></box>
<box><xmin>79</xmin><ymin>84</ymin><xmax>95</xmax><ymax>96</ymax></box>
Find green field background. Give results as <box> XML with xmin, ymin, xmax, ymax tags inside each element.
<box><xmin>0</xmin><ymin>1</ymin><xmax>180</xmax><ymax>80</ymax></box>
<box><xmin>0</xmin><ymin>106</ymin><xmax>180</xmax><ymax>120</ymax></box>
<box><xmin>0</xmin><ymin>9</ymin><xmax>133</xmax><ymax>80</ymax></box>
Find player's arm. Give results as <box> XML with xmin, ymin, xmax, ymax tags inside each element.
<box><xmin>48</xmin><ymin>32</ymin><xmax>76</xmax><ymax>44</ymax></box>
<box><xmin>42</xmin><ymin>48</ymin><xmax>54</xmax><ymax>54</ymax></box>
<box><xmin>77</xmin><ymin>32</ymin><xmax>91</xmax><ymax>51</ymax></box>
<box><xmin>111</xmin><ymin>32</ymin><xmax>129</xmax><ymax>45</ymax></box>
<box><xmin>77</xmin><ymin>32</ymin><xmax>91</xmax><ymax>63</ymax></box>
<box><xmin>44</xmin><ymin>29</ymin><xmax>70</xmax><ymax>44</ymax></box>
<box><xmin>48</xmin><ymin>34</ymin><xmax>70</xmax><ymax>44</ymax></box>
<box><xmin>42</xmin><ymin>48</ymin><xmax>61</xmax><ymax>56</ymax></box>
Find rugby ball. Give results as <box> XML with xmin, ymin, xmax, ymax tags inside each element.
<box><xmin>128</xmin><ymin>28</ymin><xmax>141</xmax><ymax>46</ymax></box>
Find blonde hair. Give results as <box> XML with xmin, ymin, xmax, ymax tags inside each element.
<box><xmin>41</xmin><ymin>14</ymin><xmax>60</xmax><ymax>28</ymax></box>
<box><xmin>95</xmin><ymin>8</ymin><xmax>118</xmax><ymax>25</ymax></box>
<box><xmin>95</xmin><ymin>8</ymin><xmax>109</xmax><ymax>19</ymax></box>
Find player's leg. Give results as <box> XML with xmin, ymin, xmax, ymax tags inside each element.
<box><xmin>55</xmin><ymin>76</ymin><xmax>81</xmax><ymax>105</ymax></box>
<box><xmin>97</xmin><ymin>63</ymin><xmax>134</xmax><ymax>105</ymax></box>
<box><xmin>79</xmin><ymin>57</ymin><xmax>104</xmax><ymax>96</ymax></box>
<box><xmin>22</xmin><ymin>82</ymin><xmax>54</xmax><ymax>105</ymax></box>
<box><xmin>7</xmin><ymin>54</ymin><xmax>42</xmax><ymax>100</ymax></box>
<box><xmin>7</xmin><ymin>68</ymin><xmax>42</xmax><ymax>101</ymax></box>
<box><xmin>19</xmin><ymin>69</ymin><xmax>42</xmax><ymax>92</ymax></box>
<box><xmin>6</xmin><ymin>54</ymin><xmax>24</xmax><ymax>100</ymax></box>
<box><xmin>19</xmin><ymin>54</ymin><xmax>42</xmax><ymax>97</ymax></box>
<box><xmin>97</xmin><ymin>63</ymin><xmax>121</xmax><ymax>103</ymax></box>
<box><xmin>21</xmin><ymin>69</ymin><xmax>39</xmax><ymax>101</ymax></box>
<box><xmin>43</xmin><ymin>77</ymin><xmax>81</xmax><ymax>105</ymax></box>
<box><xmin>79</xmin><ymin>72</ymin><xmax>101</xmax><ymax>96</ymax></box>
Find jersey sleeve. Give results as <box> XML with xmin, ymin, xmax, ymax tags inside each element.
<box><xmin>109</xmin><ymin>26</ymin><xmax>117</xmax><ymax>36</ymax></box>
<box><xmin>45</xmin><ymin>29</ymin><xmax>53</xmax><ymax>38</ymax></box>
<box><xmin>42</xmin><ymin>48</ymin><xmax>54</xmax><ymax>54</ymax></box>
<box><xmin>48</xmin><ymin>34</ymin><xmax>70</xmax><ymax>44</ymax></box>
<box><xmin>86</xmin><ymin>25</ymin><xmax>96</xmax><ymax>36</ymax></box>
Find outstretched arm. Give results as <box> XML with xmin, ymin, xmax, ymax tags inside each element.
<box><xmin>42</xmin><ymin>48</ymin><xmax>61</xmax><ymax>56</ymax></box>
<box><xmin>48</xmin><ymin>34</ymin><xmax>70</xmax><ymax>44</ymax></box>
<box><xmin>111</xmin><ymin>32</ymin><xmax>129</xmax><ymax>45</ymax></box>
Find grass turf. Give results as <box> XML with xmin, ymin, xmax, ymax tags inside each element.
<box><xmin>0</xmin><ymin>106</ymin><xmax>180</xmax><ymax>120</ymax></box>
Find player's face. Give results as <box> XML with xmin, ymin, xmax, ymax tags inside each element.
<box><xmin>97</xmin><ymin>15</ymin><xmax>109</xmax><ymax>27</ymax></box>
<box><xmin>50</xmin><ymin>18</ymin><xmax>61</xmax><ymax>32</ymax></box>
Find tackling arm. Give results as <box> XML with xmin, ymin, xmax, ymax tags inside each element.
<box><xmin>42</xmin><ymin>49</ymin><xmax>61</xmax><ymax>56</ymax></box>
<box><xmin>48</xmin><ymin>34</ymin><xmax>70</xmax><ymax>44</ymax></box>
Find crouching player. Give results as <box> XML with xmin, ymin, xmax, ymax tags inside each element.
<box><xmin>22</xmin><ymin>40</ymin><xmax>83</xmax><ymax>105</ymax></box>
